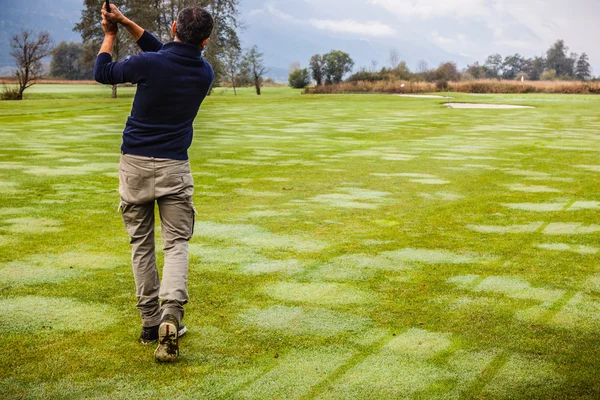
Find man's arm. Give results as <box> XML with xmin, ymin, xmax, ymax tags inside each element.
<box><xmin>94</xmin><ymin>14</ymin><xmax>142</xmax><ymax>85</ymax></box>
<box><xmin>103</xmin><ymin>4</ymin><xmax>163</xmax><ymax>52</ymax></box>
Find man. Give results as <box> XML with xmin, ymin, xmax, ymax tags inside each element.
<box><xmin>95</xmin><ymin>4</ymin><xmax>214</xmax><ymax>362</ymax></box>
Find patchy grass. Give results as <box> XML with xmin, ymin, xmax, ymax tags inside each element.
<box><xmin>0</xmin><ymin>85</ymin><xmax>599</xmax><ymax>398</ymax></box>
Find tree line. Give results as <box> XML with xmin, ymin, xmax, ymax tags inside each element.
<box><xmin>3</xmin><ymin>0</ymin><xmax>271</xmax><ymax>99</ymax></box>
<box><xmin>288</xmin><ymin>39</ymin><xmax>594</xmax><ymax>89</ymax></box>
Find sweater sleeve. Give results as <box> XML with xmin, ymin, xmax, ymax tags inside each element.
<box><xmin>94</xmin><ymin>53</ymin><xmax>145</xmax><ymax>85</ymax></box>
<box><xmin>137</xmin><ymin>31</ymin><xmax>163</xmax><ymax>52</ymax></box>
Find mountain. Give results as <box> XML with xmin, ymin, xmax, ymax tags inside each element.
<box><xmin>1</xmin><ymin>0</ymin><xmax>82</xmax><ymax>68</ymax></box>
<box><xmin>238</xmin><ymin>0</ymin><xmax>471</xmax><ymax>75</ymax></box>
<box><xmin>6</xmin><ymin>0</ymin><xmax>592</xmax><ymax>80</ymax></box>
<box><xmin>1</xmin><ymin>0</ymin><xmax>471</xmax><ymax>78</ymax></box>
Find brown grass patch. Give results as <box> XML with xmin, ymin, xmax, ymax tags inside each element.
<box><xmin>308</xmin><ymin>80</ymin><xmax>600</xmax><ymax>95</ymax></box>
<box><xmin>0</xmin><ymin>78</ymin><xmax>98</xmax><ymax>85</ymax></box>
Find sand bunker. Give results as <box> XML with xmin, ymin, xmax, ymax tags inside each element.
<box><xmin>396</xmin><ymin>94</ymin><xmax>450</xmax><ymax>99</ymax></box>
<box><xmin>446</xmin><ymin>103</ymin><xmax>535</xmax><ymax>109</ymax></box>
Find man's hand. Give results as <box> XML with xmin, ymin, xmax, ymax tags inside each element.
<box><xmin>101</xmin><ymin>14</ymin><xmax>118</xmax><ymax>37</ymax></box>
<box><xmin>102</xmin><ymin>4</ymin><xmax>126</xmax><ymax>25</ymax></box>
<box><xmin>103</xmin><ymin>4</ymin><xmax>145</xmax><ymax>42</ymax></box>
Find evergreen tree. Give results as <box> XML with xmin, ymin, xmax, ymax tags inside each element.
<box><xmin>575</xmin><ymin>53</ymin><xmax>592</xmax><ymax>81</ymax></box>
<box><xmin>546</xmin><ymin>40</ymin><xmax>570</xmax><ymax>78</ymax></box>
<box><xmin>74</xmin><ymin>0</ymin><xmax>135</xmax><ymax>97</ymax></box>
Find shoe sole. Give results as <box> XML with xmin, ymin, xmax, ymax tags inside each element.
<box><xmin>140</xmin><ymin>326</ymin><xmax>187</xmax><ymax>346</ymax></box>
<box><xmin>154</xmin><ymin>321</ymin><xmax>179</xmax><ymax>362</ymax></box>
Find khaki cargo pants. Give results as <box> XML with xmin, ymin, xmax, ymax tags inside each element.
<box><xmin>119</xmin><ymin>154</ymin><xmax>196</xmax><ymax>327</ymax></box>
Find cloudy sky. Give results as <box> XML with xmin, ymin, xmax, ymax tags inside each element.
<box><xmin>1</xmin><ymin>0</ymin><xmax>597</xmax><ymax>77</ymax></box>
<box><xmin>241</xmin><ymin>0</ymin><xmax>600</xmax><ymax>74</ymax></box>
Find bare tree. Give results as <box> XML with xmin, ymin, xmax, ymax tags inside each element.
<box><xmin>370</xmin><ymin>59</ymin><xmax>379</xmax><ymax>72</ymax></box>
<box><xmin>417</xmin><ymin>60</ymin><xmax>429</xmax><ymax>74</ymax></box>
<box><xmin>222</xmin><ymin>45</ymin><xmax>242</xmax><ymax>95</ymax></box>
<box><xmin>8</xmin><ymin>30</ymin><xmax>52</xmax><ymax>100</ymax></box>
<box><xmin>288</xmin><ymin>61</ymin><xmax>301</xmax><ymax>74</ymax></box>
<box><xmin>389</xmin><ymin>48</ymin><xmax>400</xmax><ymax>69</ymax></box>
<box><xmin>244</xmin><ymin>46</ymin><xmax>269</xmax><ymax>95</ymax></box>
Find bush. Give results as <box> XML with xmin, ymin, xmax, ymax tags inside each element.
<box><xmin>347</xmin><ymin>70</ymin><xmax>385</xmax><ymax>82</ymax></box>
<box><xmin>288</xmin><ymin>68</ymin><xmax>311</xmax><ymax>89</ymax></box>
<box><xmin>435</xmin><ymin>80</ymin><xmax>449</xmax><ymax>91</ymax></box>
<box><xmin>541</xmin><ymin>69</ymin><xmax>557</xmax><ymax>81</ymax></box>
<box><xmin>1</xmin><ymin>85</ymin><xmax>21</xmax><ymax>100</ymax></box>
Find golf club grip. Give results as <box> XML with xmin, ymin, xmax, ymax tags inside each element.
<box><xmin>105</xmin><ymin>0</ymin><xmax>110</xmax><ymax>12</ymax></box>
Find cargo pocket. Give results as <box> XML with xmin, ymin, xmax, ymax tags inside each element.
<box><xmin>190</xmin><ymin>201</ymin><xmax>198</xmax><ymax>237</ymax></box>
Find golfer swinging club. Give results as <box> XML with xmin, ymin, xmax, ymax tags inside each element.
<box><xmin>95</xmin><ymin>3</ymin><xmax>214</xmax><ymax>362</ymax></box>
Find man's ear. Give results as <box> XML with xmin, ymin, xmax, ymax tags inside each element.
<box><xmin>172</xmin><ymin>21</ymin><xmax>177</xmax><ymax>36</ymax></box>
<box><xmin>201</xmin><ymin>37</ymin><xmax>210</xmax><ymax>49</ymax></box>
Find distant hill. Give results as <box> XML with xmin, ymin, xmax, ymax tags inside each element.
<box><xmin>1</xmin><ymin>0</ymin><xmax>82</xmax><ymax>67</ymax></box>
<box><xmin>1</xmin><ymin>0</ymin><xmax>470</xmax><ymax>80</ymax></box>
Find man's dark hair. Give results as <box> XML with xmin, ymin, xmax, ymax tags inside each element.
<box><xmin>176</xmin><ymin>7</ymin><xmax>214</xmax><ymax>47</ymax></box>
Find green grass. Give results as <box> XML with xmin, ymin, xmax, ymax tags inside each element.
<box><xmin>1</xmin><ymin>84</ymin><xmax>599</xmax><ymax>399</ymax></box>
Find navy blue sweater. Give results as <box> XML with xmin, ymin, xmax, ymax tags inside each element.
<box><xmin>94</xmin><ymin>31</ymin><xmax>214</xmax><ymax>160</ymax></box>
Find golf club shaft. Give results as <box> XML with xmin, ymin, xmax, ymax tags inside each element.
<box><xmin>105</xmin><ymin>0</ymin><xmax>110</xmax><ymax>12</ymax></box>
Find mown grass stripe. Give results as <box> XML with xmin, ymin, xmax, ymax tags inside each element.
<box><xmin>464</xmin><ymin>350</ymin><xmax>510</xmax><ymax>398</ymax></box>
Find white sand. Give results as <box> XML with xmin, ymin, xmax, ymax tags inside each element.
<box><xmin>446</xmin><ymin>103</ymin><xmax>535</xmax><ymax>109</ymax></box>
<box><xmin>396</xmin><ymin>94</ymin><xmax>451</xmax><ymax>99</ymax></box>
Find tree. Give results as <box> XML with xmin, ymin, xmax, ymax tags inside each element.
<box><xmin>50</xmin><ymin>41</ymin><xmax>90</xmax><ymax>80</ymax></box>
<box><xmin>370</xmin><ymin>59</ymin><xmax>379</xmax><ymax>73</ymax></box>
<box><xmin>243</xmin><ymin>46</ymin><xmax>268</xmax><ymax>95</ymax></box>
<box><xmin>221</xmin><ymin>45</ymin><xmax>242</xmax><ymax>95</ymax></box>
<box><xmin>433</xmin><ymin>62</ymin><xmax>461</xmax><ymax>82</ymax></box>
<box><xmin>391</xmin><ymin>61</ymin><xmax>412</xmax><ymax>80</ymax></box>
<box><xmin>7</xmin><ymin>30</ymin><xmax>52</xmax><ymax>100</ymax></box>
<box><xmin>465</xmin><ymin>62</ymin><xmax>485</xmax><ymax>79</ymax></box>
<box><xmin>127</xmin><ymin>0</ymin><xmax>241</xmax><ymax>85</ymax></box>
<box><xmin>288</xmin><ymin>61</ymin><xmax>301</xmax><ymax>74</ymax></box>
<box><xmin>502</xmin><ymin>53</ymin><xmax>525</xmax><ymax>80</ymax></box>
<box><xmin>565</xmin><ymin>52</ymin><xmax>578</xmax><ymax>78</ymax></box>
<box><xmin>546</xmin><ymin>40</ymin><xmax>570</xmax><ymax>78</ymax></box>
<box><xmin>288</xmin><ymin>68</ymin><xmax>311</xmax><ymax>89</ymax></box>
<box><xmin>483</xmin><ymin>53</ymin><xmax>503</xmax><ymax>79</ymax></box>
<box><xmin>389</xmin><ymin>48</ymin><xmax>400</xmax><ymax>69</ymax></box>
<box><xmin>417</xmin><ymin>60</ymin><xmax>429</xmax><ymax>74</ymax></box>
<box><xmin>309</xmin><ymin>54</ymin><xmax>325</xmax><ymax>86</ymax></box>
<box><xmin>528</xmin><ymin>56</ymin><xmax>546</xmax><ymax>81</ymax></box>
<box><xmin>575</xmin><ymin>53</ymin><xmax>592</xmax><ymax>81</ymax></box>
<box><xmin>74</xmin><ymin>0</ymin><xmax>134</xmax><ymax>98</ymax></box>
<box><xmin>323</xmin><ymin>50</ymin><xmax>354</xmax><ymax>84</ymax></box>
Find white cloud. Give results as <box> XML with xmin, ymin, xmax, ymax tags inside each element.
<box><xmin>431</xmin><ymin>31</ymin><xmax>454</xmax><ymax>45</ymax></box>
<box><xmin>265</xmin><ymin>2</ymin><xmax>297</xmax><ymax>22</ymax></box>
<box><xmin>261</xmin><ymin>2</ymin><xmax>395</xmax><ymax>38</ymax></box>
<box><xmin>369</xmin><ymin>0</ymin><xmax>491</xmax><ymax>19</ymax></box>
<box><xmin>431</xmin><ymin>31</ymin><xmax>474</xmax><ymax>58</ymax></box>
<box><xmin>308</xmin><ymin>19</ymin><xmax>396</xmax><ymax>37</ymax></box>
<box><xmin>248</xmin><ymin>9</ymin><xmax>265</xmax><ymax>17</ymax></box>
<box><xmin>246</xmin><ymin>0</ymin><xmax>600</xmax><ymax>73</ymax></box>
